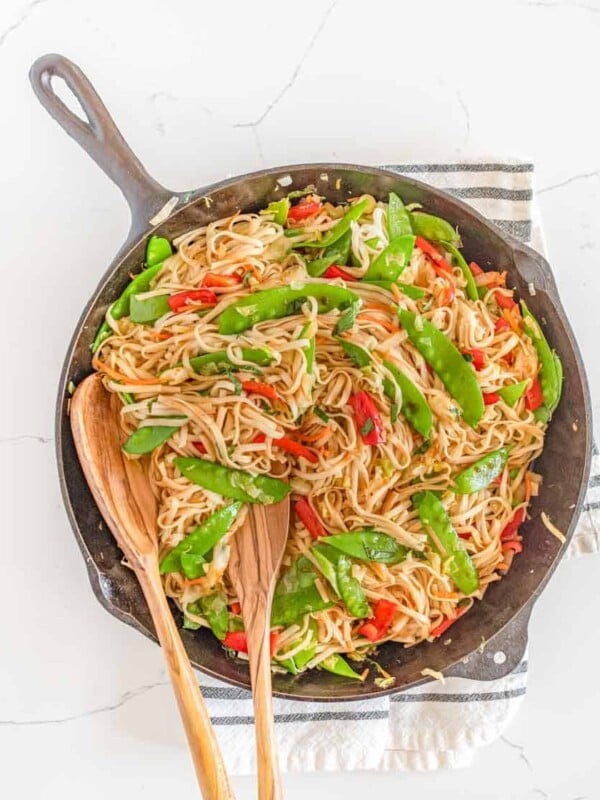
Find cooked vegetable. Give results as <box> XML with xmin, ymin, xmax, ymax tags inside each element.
<box><xmin>349</xmin><ymin>391</ymin><xmax>385</xmax><ymax>445</ymax></box>
<box><xmin>271</xmin><ymin>556</ymin><xmax>333</xmax><ymax>626</ymax></box>
<box><xmin>387</xmin><ymin>192</ymin><xmax>413</xmax><ymax>238</ymax></box>
<box><xmin>364</xmin><ymin>235</ymin><xmax>416</xmax><ymax>282</ymax></box>
<box><xmin>122</xmin><ymin>424</ymin><xmax>179</xmax><ymax>455</ymax></box>
<box><xmin>321</xmin><ymin>531</ymin><xmax>407</xmax><ymax>564</ymax></box>
<box><xmin>382</xmin><ymin>360</ymin><xmax>433</xmax><ymax>438</ymax></box>
<box><xmin>175</xmin><ymin>458</ymin><xmax>290</xmax><ymax>504</ymax></box>
<box><xmin>398</xmin><ymin>310</ymin><xmax>484</xmax><ymax>427</ymax></box>
<box><xmin>318</xmin><ymin>653</ymin><xmax>365</xmax><ymax>680</ymax></box>
<box><xmin>452</xmin><ymin>448</ymin><xmax>510</xmax><ymax>494</ymax></box>
<box><xmin>301</xmin><ymin>198</ymin><xmax>369</xmax><ymax>249</ymax></box>
<box><xmin>410</xmin><ymin>212</ymin><xmax>460</xmax><ymax>245</ymax></box>
<box><xmin>520</xmin><ymin>301</ymin><xmax>563</xmax><ymax>420</ymax></box>
<box><xmin>498</xmin><ymin>379</ymin><xmax>529</xmax><ymax>407</ymax></box>
<box><xmin>146</xmin><ymin>235</ymin><xmax>173</xmax><ymax>267</ymax></box>
<box><xmin>188</xmin><ymin>348</ymin><xmax>273</xmax><ymax>375</ymax></box>
<box><xmin>295</xmin><ymin>497</ymin><xmax>327</xmax><ymax>539</ymax></box>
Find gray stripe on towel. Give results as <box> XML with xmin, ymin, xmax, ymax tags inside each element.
<box><xmin>392</xmin><ymin>687</ymin><xmax>527</xmax><ymax>703</ymax></box>
<box><xmin>212</xmin><ymin>711</ymin><xmax>390</xmax><ymax>726</ymax></box>
<box><xmin>385</xmin><ymin>163</ymin><xmax>534</xmax><ymax>174</ymax></box>
<box><xmin>445</xmin><ymin>187</ymin><xmax>532</xmax><ymax>201</ymax></box>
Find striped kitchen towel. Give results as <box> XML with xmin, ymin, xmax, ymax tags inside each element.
<box><xmin>199</xmin><ymin>160</ymin><xmax>600</xmax><ymax>773</ymax></box>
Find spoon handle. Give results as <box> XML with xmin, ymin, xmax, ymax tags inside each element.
<box><xmin>243</xmin><ymin>595</ymin><xmax>283</xmax><ymax>800</ymax></box>
<box><xmin>138</xmin><ymin>566</ymin><xmax>235</xmax><ymax>800</ymax></box>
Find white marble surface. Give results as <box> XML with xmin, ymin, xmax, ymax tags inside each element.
<box><xmin>2</xmin><ymin>0</ymin><xmax>600</xmax><ymax>797</ymax></box>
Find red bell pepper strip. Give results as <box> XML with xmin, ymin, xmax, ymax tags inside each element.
<box><xmin>252</xmin><ymin>433</ymin><xmax>267</xmax><ymax>444</ymax></box>
<box><xmin>192</xmin><ymin>441</ymin><xmax>207</xmax><ymax>454</ymax></box>
<box><xmin>324</xmin><ymin>265</ymin><xmax>358</xmax><ymax>281</ymax></box>
<box><xmin>348</xmin><ymin>391</ymin><xmax>385</xmax><ymax>445</ymax></box>
<box><xmin>373</xmin><ymin>599</ymin><xmax>397</xmax><ymax>632</ymax></box>
<box><xmin>415</xmin><ymin>236</ymin><xmax>454</xmax><ymax>277</ymax></box>
<box><xmin>501</xmin><ymin>507</ymin><xmax>527</xmax><ymax>541</ymax></box>
<box><xmin>483</xmin><ymin>392</ymin><xmax>500</xmax><ymax>405</ymax></box>
<box><xmin>241</xmin><ymin>381</ymin><xmax>278</xmax><ymax>402</ymax></box>
<box><xmin>357</xmin><ymin>622</ymin><xmax>380</xmax><ymax>642</ymax></box>
<box><xmin>440</xmin><ymin>279</ymin><xmax>455</xmax><ymax>306</ymax></box>
<box><xmin>229</xmin><ymin>602</ymin><xmax>242</xmax><ymax>615</ymax></box>
<box><xmin>525</xmin><ymin>377</ymin><xmax>544</xmax><ymax>411</ymax></box>
<box><xmin>430</xmin><ymin>605</ymin><xmax>468</xmax><ymax>638</ymax></box>
<box><xmin>468</xmin><ymin>261</ymin><xmax>484</xmax><ymax>276</ymax></box>
<box><xmin>275</xmin><ymin>436</ymin><xmax>318</xmax><ymax>464</ymax></box>
<box><xmin>168</xmin><ymin>289</ymin><xmax>218</xmax><ymax>312</ymax></box>
<box><xmin>495</xmin><ymin>318</ymin><xmax>511</xmax><ymax>333</ymax></box>
<box><xmin>203</xmin><ymin>272</ymin><xmax>242</xmax><ymax>288</ymax></box>
<box><xmin>502</xmin><ymin>540</ymin><xmax>523</xmax><ymax>555</ymax></box>
<box><xmin>463</xmin><ymin>348</ymin><xmax>485</xmax><ymax>370</ymax></box>
<box><xmin>295</xmin><ymin>497</ymin><xmax>327</xmax><ymax>539</ymax></box>
<box><xmin>494</xmin><ymin>290</ymin><xmax>517</xmax><ymax>310</ymax></box>
<box><xmin>223</xmin><ymin>630</ymin><xmax>279</xmax><ymax>656</ymax></box>
<box><xmin>287</xmin><ymin>199</ymin><xmax>322</xmax><ymax>222</ymax></box>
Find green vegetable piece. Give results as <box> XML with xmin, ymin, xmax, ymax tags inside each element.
<box><xmin>120</xmin><ymin>391</ymin><xmax>134</xmax><ymax>405</ymax></box>
<box><xmin>301</xmin><ymin>198</ymin><xmax>369</xmax><ymax>249</ymax></box>
<box><xmin>521</xmin><ymin>301</ymin><xmax>563</xmax><ymax>419</ymax></box>
<box><xmin>175</xmin><ymin>458</ymin><xmax>290</xmax><ymax>504</ymax></box>
<box><xmin>334</xmin><ymin>300</ymin><xmax>361</xmax><ymax>335</ymax></box>
<box><xmin>337</xmin><ymin>337</ymin><xmax>372</xmax><ymax>368</ymax></box>
<box><xmin>179</xmin><ymin>552</ymin><xmax>206</xmax><ymax>580</ymax></box>
<box><xmin>146</xmin><ymin>235</ymin><xmax>172</xmax><ymax>267</ymax></box>
<box><xmin>185</xmin><ymin>592</ymin><xmax>229</xmax><ymax>640</ymax></box>
<box><xmin>306</xmin><ymin>229</ymin><xmax>352</xmax><ymax>276</ymax></box>
<box><xmin>312</xmin><ymin>543</ymin><xmax>342</xmax><ymax>595</ymax></box>
<box><xmin>318</xmin><ymin>653</ymin><xmax>365</xmax><ymax>681</ymax></box>
<box><xmin>271</xmin><ymin>556</ymin><xmax>333</xmax><ymax>626</ymax></box>
<box><xmin>160</xmin><ymin>502</ymin><xmax>242</xmax><ymax>575</ymax></box>
<box><xmin>314</xmin><ymin>407</ymin><xmax>330</xmax><ymax>423</ymax></box>
<box><xmin>410</xmin><ymin>212</ymin><xmax>460</xmax><ymax>245</ymax></box>
<box><xmin>300</xmin><ymin>321</ymin><xmax>316</xmax><ymax>373</ymax></box>
<box><xmin>364</xmin><ymin>235</ymin><xmax>416</xmax><ymax>282</ymax></box>
<box><xmin>498</xmin><ymin>380</ymin><xmax>529</xmax><ymax>408</ymax></box>
<box><xmin>442</xmin><ymin>242</ymin><xmax>478</xmax><ymax>302</ymax></box>
<box><xmin>321</xmin><ymin>531</ymin><xmax>408</xmax><ymax>564</ymax></box>
<box><xmin>122</xmin><ymin>425</ymin><xmax>178</xmax><ymax>455</ymax></box>
<box><xmin>279</xmin><ymin>622</ymin><xmax>318</xmax><ymax>674</ymax></box>
<box><xmin>336</xmin><ymin>554</ymin><xmax>369</xmax><ymax>618</ymax></box>
<box><xmin>387</xmin><ymin>192</ymin><xmax>413</xmax><ymax>238</ymax></box>
<box><xmin>382</xmin><ymin>360</ymin><xmax>433</xmax><ymax>438</ymax></box>
<box><xmin>129</xmin><ymin>293</ymin><xmax>171</xmax><ymax>324</ymax></box>
<box><xmin>263</xmin><ymin>198</ymin><xmax>290</xmax><ymax>225</ymax></box>
<box><xmin>398</xmin><ymin>310</ymin><xmax>484</xmax><ymax>427</ymax></box>
<box><xmin>218</xmin><ymin>284</ymin><xmax>360</xmax><ymax>335</ymax></box>
<box><xmin>361</xmin><ymin>280</ymin><xmax>426</xmax><ymax>300</ymax></box>
<box><xmin>413</xmin><ymin>491</ymin><xmax>479</xmax><ymax>594</ymax></box>
<box><xmin>91</xmin><ymin>320</ymin><xmax>113</xmax><ymax>353</ymax></box>
<box><xmin>453</xmin><ymin>447</ymin><xmax>510</xmax><ymax>495</ymax></box>
<box><xmin>189</xmin><ymin>348</ymin><xmax>273</xmax><ymax>375</ymax></box>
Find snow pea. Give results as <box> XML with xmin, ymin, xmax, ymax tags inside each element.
<box><xmin>452</xmin><ymin>447</ymin><xmax>510</xmax><ymax>495</ymax></box>
<box><xmin>306</xmin><ymin>229</ymin><xmax>352</xmax><ymax>276</ymax></box>
<box><xmin>321</xmin><ymin>531</ymin><xmax>408</xmax><ymax>564</ymax></box>
<box><xmin>498</xmin><ymin>379</ymin><xmax>529</xmax><ymax>408</ymax></box>
<box><xmin>387</xmin><ymin>192</ymin><xmax>413</xmax><ymax>238</ymax></box>
<box><xmin>122</xmin><ymin>424</ymin><xmax>179</xmax><ymax>455</ymax></box>
<box><xmin>146</xmin><ymin>235</ymin><xmax>173</xmax><ymax>267</ymax></box>
<box><xmin>442</xmin><ymin>242</ymin><xmax>478</xmax><ymax>301</ymax></box>
<box><xmin>129</xmin><ymin>293</ymin><xmax>171</xmax><ymax>324</ymax></box>
<box><xmin>90</xmin><ymin>260</ymin><xmax>167</xmax><ymax>352</ymax></box>
<box><xmin>189</xmin><ymin>347</ymin><xmax>273</xmax><ymax>375</ymax></box>
<box><xmin>398</xmin><ymin>310</ymin><xmax>484</xmax><ymax>427</ymax></box>
<box><xmin>382</xmin><ymin>360</ymin><xmax>433</xmax><ymax>438</ymax></box>
<box><xmin>263</xmin><ymin>198</ymin><xmax>290</xmax><ymax>225</ymax></box>
<box><xmin>361</xmin><ymin>280</ymin><xmax>425</xmax><ymax>300</ymax></box>
<box><xmin>184</xmin><ymin>592</ymin><xmax>229</xmax><ymax>639</ymax></box>
<box><xmin>318</xmin><ymin>653</ymin><xmax>364</xmax><ymax>681</ymax></box>
<box><xmin>336</xmin><ymin>554</ymin><xmax>369</xmax><ymax>618</ymax></box>
<box><xmin>337</xmin><ymin>337</ymin><xmax>372</xmax><ymax>368</ymax></box>
<box><xmin>312</xmin><ymin>543</ymin><xmax>342</xmax><ymax>595</ymax></box>
<box><xmin>520</xmin><ymin>301</ymin><xmax>563</xmax><ymax>420</ymax></box>
<box><xmin>300</xmin><ymin>198</ymin><xmax>369</xmax><ymax>249</ymax></box>
<box><xmin>364</xmin><ymin>235</ymin><xmax>416</xmax><ymax>282</ymax></box>
<box><xmin>300</xmin><ymin>322</ymin><xmax>316</xmax><ymax>373</ymax></box>
<box><xmin>334</xmin><ymin>299</ymin><xmax>361</xmax><ymax>335</ymax></box>
<box><xmin>410</xmin><ymin>212</ymin><xmax>460</xmax><ymax>245</ymax></box>
<box><xmin>413</xmin><ymin>491</ymin><xmax>479</xmax><ymax>594</ymax></box>
<box><xmin>175</xmin><ymin>458</ymin><xmax>290</xmax><ymax>504</ymax></box>
<box><xmin>271</xmin><ymin>556</ymin><xmax>333</xmax><ymax>626</ymax></box>
<box><xmin>160</xmin><ymin>502</ymin><xmax>242</xmax><ymax>576</ymax></box>
<box><xmin>218</xmin><ymin>284</ymin><xmax>360</xmax><ymax>335</ymax></box>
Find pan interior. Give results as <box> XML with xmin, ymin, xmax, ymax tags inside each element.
<box><xmin>57</xmin><ymin>165</ymin><xmax>591</xmax><ymax>700</ymax></box>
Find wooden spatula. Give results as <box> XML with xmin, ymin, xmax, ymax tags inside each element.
<box><xmin>70</xmin><ymin>373</ymin><xmax>234</xmax><ymax>800</ymax></box>
<box><xmin>228</xmin><ymin>499</ymin><xmax>290</xmax><ymax>800</ymax></box>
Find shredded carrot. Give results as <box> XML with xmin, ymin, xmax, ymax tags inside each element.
<box><xmin>497</xmin><ymin>562</ymin><xmax>509</xmax><ymax>571</ymax></box>
<box><xmin>390</xmin><ymin>283</ymin><xmax>403</xmax><ymax>304</ymax></box>
<box><xmin>525</xmin><ymin>472</ymin><xmax>533</xmax><ymax>503</ymax></box>
<box><xmin>149</xmin><ymin>331</ymin><xmax>173</xmax><ymax>341</ymax></box>
<box><xmin>92</xmin><ymin>357</ymin><xmax>161</xmax><ymax>386</ymax></box>
<box><xmin>502</xmin><ymin>307</ymin><xmax>522</xmax><ymax>334</ymax></box>
<box><xmin>358</xmin><ymin>314</ymin><xmax>399</xmax><ymax>333</ymax></box>
<box><xmin>299</xmin><ymin>427</ymin><xmax>331</xmax><ymax>444</ymax></box>
<box><xmin>182</xmin><ymin>578</ymin><xmax>205</xmax><ymax>587</ymax></box>
<box><xmin>363</xmin><ymin>302</ymin><xmax>394</xmax><ymax>313</ymax></box>
<box><xmin>435</xmin><ymin>590</ymin><xmax>460</xmax><ymax>600</ymax></box>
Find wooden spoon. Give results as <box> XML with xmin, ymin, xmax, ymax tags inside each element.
<box><xmin>70</xmin><ymin>373</ymin><xmax>234</xmax><ymax>800</ymax></box>
<box><xmin>228</xmin><ymin>498</ymin><xmax>290</xmax><ymax>800</ymax></box>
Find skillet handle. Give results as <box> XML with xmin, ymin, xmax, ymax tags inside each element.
<box><xmin>29</xmin><ymin>53</ymin><xmax>177</xmax><ymax>236</ymax></box>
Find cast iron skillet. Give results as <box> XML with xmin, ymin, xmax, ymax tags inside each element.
<box><xmin>31</xmin><ymin>53</ymin><xmax>592</xmax><ymax>701</ymax></box>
